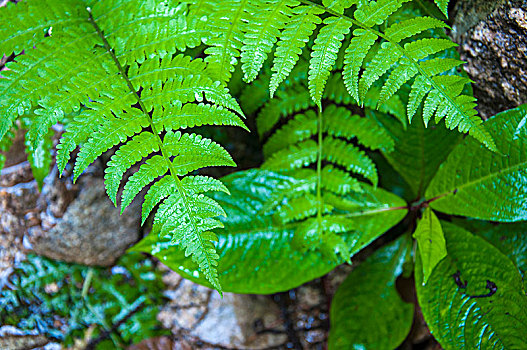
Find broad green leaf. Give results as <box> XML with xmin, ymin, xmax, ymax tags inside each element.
<box><xmin>337</xmin><ymin>182</ymin><xmax>407</xmax><ymax>239</ymax></box>
<box><xmin>132</xmin><ymin>170</ymin><xmax>340</xmax><ymax>294</ymax></box>
<box><xmin>372</xmin><ymin>111</ymin><xmax>461</xmax><ymax>197</ymax></box>
<box><xmin>426</xmin><ymin>104</ymin><xmax>527</xmax><ymax>221</ymax></box>
<box><xmin>416</xmin><ymin>222</ymin><xmax>527</xmax><ymax>349</ymax></box>
<box><xmin>132</xmin><ymin>169</ymin><xmax>407</xmax><ymax>294</ymax></box>
<box><xmin>413</xmin><ymin>207</ymin><xmax>446</xmax><ymax>284</ymax></box>
<box><xmin>329</xmin><ymin>236</ymin><xmax>414</xmax><ymax>350</ymax></box>
<box><xmin>452</xmin><ymin>218</ymin><xmax>527</xmax><ymax>279</ymax></box>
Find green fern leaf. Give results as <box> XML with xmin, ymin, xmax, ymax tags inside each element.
<box><xmin>308</xmin><ymin>16</ymin><xmax>351</xmax><ymax>107</ymax></box>
<box><xmin>105</xmin><ymin>131</ymin><xmax>159</xmax><ymax>204</ymax></box>
<box><xmin>276</xmin><ymin>194</ymin><xmax>330</xmax><ymax>223</ymax></box>
<box><xmin>256</xmin><ymin>86</ymin><xmax>312</xmax><ymax>137</ymax></box>
<box><xmin>142</xmin><ymin>176</ymin><xmax>177</xmax><ymax>225</ymax></box>
<box><xmin>354</xmin><ymin>0</ymin><xmax>411</xmax><ymax>27</ymax></box>
<box><xmin>378</xmin><ymin>61</ymin><xmax>418</xmax><ymax>105</ymax></box>
<box><xmin>323</xmin><ymin>136</ymin><xmax>378</xmax><ymax>186</ymax></box>
<box><xmin>121</xmin><ymin>155</ymin><xmax>169</xmax><ymax>212</ymax></box>
<box><xmin>359</xmin><ymin>42</ymin><xmax>402</xmax><ymax>102</ymax></box>
<box><xmin>203</xmin><ymin>0</ymin><xmax>251</xmax><ymax>83</ymax></box>
<box><xmin>269</xmin><ymin>4</ymin><xmax>323</xmax><ymax>96</ymax></box>
<box><xmin>263</xmin><ymin>110</ymin><xmax>318</xmax><ymax>157</ymax></box>
<box><xmin>154</xmin><ymin>102</ymin><xmax>247</xmax><ymax>132</ymax></box>
<box><xmin>323</xmin><ymin>105</ymin><xmax>394</xmax><ymax>151</ymax></box>
<box><xmin>263</xmin><ymin>139</ymin><xmax>319</xmax><ymax>170</ymax></box>
<box><xmin>342</xmin><ymin>30</ymin><xmax>378</xmax><ymax>104</ymax></box>
<box><xmin>419</xmin><ymin>57</ymin><xmax>464</xmax><ymax>76</ymax></box>
<box><xmin>181</xmin><ymin>176</ymin><xmax>230</xmax><ymax>195</ymax></box>
<box><xmin>384</xmin><ymin>16</ymin><xmax>447</xmax><ymax>42</ymax></box>
<box><xmin>404</xmin><ymin>38</ymin><xmax>457</xmax><ymax>60</ymax></box>
<box><xmin>153</xmin><ymin>193</ymin><xmax>223</xmax><ymax>291</ymax></box>
<box><xmin>0</xmin><ymin>0</ymin><xmax>253</xmax><ymax>294</ymax></box>
<box><xmin>433</xmin><ymin>0</ymin><xmax>449</xmax><ymax>17</ymax></box>
<box><xmin>321</xmin><ymin>165</ymin><xmax>363</xmax><ymax>195</ymax></box>
<box><xmin>241</xmin><ymin>0</ymin><xmax>297</xmax><ymax>82</ymax></box>
<box><xmin>74</xmin><ymin>112</ymin><xmax>149</xmax><ymax>182</ymax></box>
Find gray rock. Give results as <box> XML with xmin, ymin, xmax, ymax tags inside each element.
<box><xmin>452</xmin><ymin>0</ymin><xmax>527</xmax><ymax>118</ymax></box>
<box><xmin>29</xmin><ymin>175</ymin><xmax>141</xmax><ymax>266</ymax></box>
<box><xmin>157</xmin><ymin>270</ymin><xmax>288</xmax><ymax>349</ymax></box>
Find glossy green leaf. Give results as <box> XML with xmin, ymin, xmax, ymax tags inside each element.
<box><xmin>413</xmin><ymin>207</ymin><xmax>446</xmax><ymax>284</ymax></box>
<box><xmin>452</xmin><ymin>218</ymin><xmax>527</xmax><ymax>279</ymax></box>
<box><xmin>416</xmin><ymin>221</ymin><xmax>527</xmax><ymax>349</ymax></box>
<box><xmin>335</xmin><ymin>182</ymin><xmax>407</xmax><ymax>238</ymax></box>
<box><xmin>132</xmin><ymin>170</ymin><xmax>340</xmax><ymax>294</ymax></box>
<box><xmin>329</xmin><ymin>237</ymin><xmax>414</xmax><ymax>350</ymax></box>
<box><xmin>426</xmin><ymin>104</ymin><xmax>527</xmax><ymax>221</ymax></box>
<box><xmin>132</xmin><ymin>169</ymin><xmax>408</xmax><ymax>294</ymax></box>
<box><xmin>372</xmin><ymin>111</ymin><xmax>461</xmax><ymax>197</ymax></box>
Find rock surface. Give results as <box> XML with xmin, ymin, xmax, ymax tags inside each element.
<box><xmin>28</xmin><ymin>171</ymin><xmax>141</xmax><ymax>267</ymax></box>
<box><xmin>452</xmin><ymin>0</ymin><xmax>527</xmax><ymax>118</ymax></box>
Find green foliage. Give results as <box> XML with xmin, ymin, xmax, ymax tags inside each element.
<box><xmin>0</xmin><ymin>0</ymin><xmax>248</xmax><ymax>292</ymax></box>
<box><xmin>181</xmin><ymin>0</ymin><xmax>495</xmax><ymax>147</ymax></box>
<box><xmin>255</xmin><ymin>63</ymin><xmax>407</xmax><ymax>262</ymax></box>
<box><xmin>427</xmin><ymin>104</ymin><xmax>527</xmax><ymax>221</ymax></box>
<box><xmin>133</xmin><ymin>169</ymin><xmax>407</xmax><ymax>293</ymax></box>
<box><xmin>413</xmin><ymin>207</ymin><xmax>446</xmax><ymax>284</ymax></box>
<box><xmin>416</xmin><ymin>222</ymin><xmax>527</xmax><ymax>349</ymax></box>
<box><xmin>329</xmin><ymin>237</ymin><xmax>414</xmax><ymax>350</ymax></box>
<box><xmin>1</xmin><ymin>0</ymin><xmax>527</xmax><ymax>348</ymax></box>
<box><xmin>373</xmin><ymin>109</ymin><xmax>461</xmax><ymax>197</ymax></box>
<box><xmin>0</xmin><ymin>253</ymin><xmax>167</xmax><ymax>348</ymax></box>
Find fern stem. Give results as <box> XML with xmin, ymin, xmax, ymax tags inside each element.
<box><xmin>297</xmin><ymin>0</ymin><xmax>478</xmax><ymax>129</ymax></box>
<box><xmin>86</xmin><ymin>7</ymin><xmax>214</xmax><ymax>284</ymax></box>
<box><xmin>316</xmin><ymin>106</ymin><xmax>323</xmax><ymax>224</ymax></box>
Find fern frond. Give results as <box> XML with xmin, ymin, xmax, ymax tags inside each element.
<box><xmin>321</xmin><ymin>165</ymin><xmax>363</xmax><ymax>195</ymax></box>
<box><xmin>153</xmin><ymin>102</ymin><xmax>247</xmax><ymax>132</ymax></box>
<box><xmin>0</xmin><ymin>0</ymin><xmax>248</xmax><ymax>292</ymax></box>
<box><xmin>342</xmin><ymin>29</ymin><xmax>378</xmax><ymax>104</ymax></box>
<box><xmin>384</xmin><ymin>16</ymin><xmax>447</xmax><ymax>42</ymax></box>
<box><xmin>241</xmin><ymin>0</ymin><xmax>297</xmax><ymax>83</ymax></box>
<box><xmin>121</xmin><ymin>155</ymin><xmax>170</xmax><ymax>211</ymax></box>
<box><xmin>323</xmin><ymin>105</ymin><xmax>394</xmax><ymax>151</ymax></box>
<box><xmin>96</xmin><ymin>1</ymin><xmax>206</xmax><ymax>65</ymax></box>
<box><xmin>203</xmin><ymin>0</ymin><xmax>252</xmax><ymax>83</ymax></box>
<box><xmin>269</xmin><ymin>4</ymin><xmax>323</xmax><ymax>96</ymax></box>
<box><xmin>308</xmin><ymin>16</ymin><xmax>351</xmax><ymax>107</ymax></box>
<box><xmin>358</xmin><ymin>42</ymin><xmax>402</xmax><ymax>101</ymax></box>
<box><xmin>256</xmin><ymin>74</ymin><xmax>390</xmax><ymax>262</ymax></box>
<box><xmin>105</xmin><ymin>131</ymin><xmax>159</xmax><ymax>204</ymax></box>
<box><xmin>153</xmin><ymin>193</ymin><xmax>223</xmax><ymax>291</ymax></box>
<box><xmin>404</xmin><ymin>38</ymin><xmax>457</xmax><ymax>60</ymax></box>
<box><xmin>262</xmin><ymin>139</ymin><xmax>319</xmax><ymax>170</ymax></box>
<box><xmin>323</xmin><ymin>136</ymin><xmax>378</xmax><ymax>186</ymax></box>
<box><xmin>263</xmin><ymin>110</ymin><xmax>318</xmax><ymax>157</ymax></box>
<box><xmin>354</xmin><ymin>0</ymin><xmax>411</xmax><ymax>27</ymax></box>
<box><xmin>185</xmin><ymin>0</ymin><xmax>494</xmax><ymax>148</ymax></box>
<box><xmin>256</xmin><ymin>85</ymin><xmax>311</xmax><ymax>137</ymax></box>
<box><xmin>433</xmin><ymin>0</ymin><xmax>449</xmax><ymax>17</ymax></box>
<box><xmin>74</xmin><ymin>110</ymin><xmax>149</xmax><ymax>181</ymax></box>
